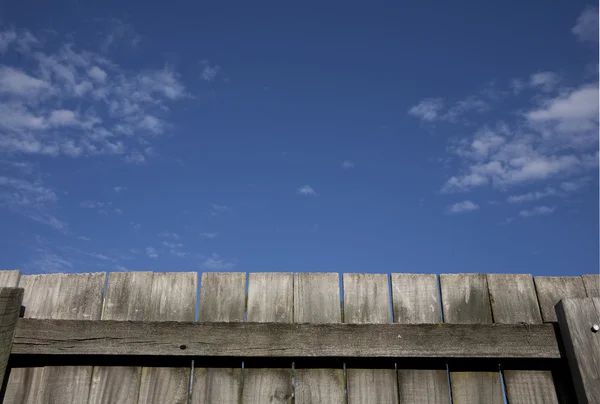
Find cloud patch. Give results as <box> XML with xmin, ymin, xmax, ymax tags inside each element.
<box><xmin>297</xmin><ymin>185</ymin><xmax>317</xmax><ymax>196</ymax></box>
<box><xmin>448</xmin><ymin>200</ymin><xmax>480</xmax><ymax>214</ymax></box>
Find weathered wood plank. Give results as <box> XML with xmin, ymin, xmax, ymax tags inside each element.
<box><xmin>192</xmin><ymin>272</ymin><xmax>244</xmax><ymax>404</ymax></box>
<box><xmin>42</xmin><ymin>273</ymin><xmax>106</xmax><ymax>404</ymax></box>
<box><xmin>534</xmin><ymin>276</ymin><xmax>587</xmax><ymax>322</ymax></box>
<box><xmin>0</xmin><ymin>288</ymin><xmax>23</xmax><ymax>385</ymax></box>
<box><xmin>440</xmin><ymin>274</ymin><xmax>503</xmax><ymax>404</ymax></box>
<box><xmin>344</xmin><ymin>273</ymin><xmax>397</xmax><ymax>404</ymax></box>
<box><xmin>392</xmin><ymin>274</ymin><xmax>449</xmax><ymax>404</ymax></box>
<box><xmin>138</xmin><ymin>272</ymin><xmax>196</xmax><ymax>404</ymax></box>
<box><xmin>0</xmin><ymin>271</ymin><xmax>20</xmax><ymax>288</ymax></box>
<box><xmin>243</xmin><ymin>273</ymin><xmax>293</xmax><ymax>404</ymax></box>
<box><xmin>488</xmin><ymin>274</ymin><xmax>558</xmax><ymax>404</ymax></box>
<box><xmin>555</xmin><ymin>297</ymin><xmax>600</xmax><ymax>404</ymax></box>
<box><xmin>12</xmin><ymin>320</ymin><xmax>561</xmax><ymax>359</ymax></box>
<box><xmin>88</xmin><ymin>271</ymin><xmax>153</xmax><ymax>404</ymax></box>
<box><xmin>4</xmin><ymin>273</ymin><xmax>62</xmax><ymax>404</ymax></box>
<box><xmin>582</xmin><ymin>274</ymin><xmax>600</xmax><ymax>297</ymax></box>
<box><xmin>294</xmin><ymin>273</ymin><xmax>344</xmax><ymax>404</ymax></box>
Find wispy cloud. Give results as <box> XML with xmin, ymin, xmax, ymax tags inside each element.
<box><xmin>98</xmin><ymin>18</ymin><xmax>141</xmax><ymax>53</ymax></box>
<box><xmin>506</xmin><ymin>187</ymin><xmax>558</xmax><ymax>203</ymax></box>
<box><xmin>159</xmin><ymin>231</ymin><xmax>180</xmax><ymax>239</ymax></box>
<box><xmin>297</xmin><ymin>185</ymin><xmax>317</xmax><ymax>196</ymax></box>
<box><xmin>200</xmin><ymin>232</ymin><xmax>218</xmax><ymax>239</ymax></box>
<box><xmin>408</xmin><ymin>95</ymin><xmax>487</xmax><ymax>123</ymax></box>
<box><xmin>341</xmin><ymin>160</ymin><xmax>355</xmax><ymax>169</ymax></box>
<box><xmin>77</xmin><ymin>236</ymin><xmax>91</xmax><ymax>241</ymax></box>
<box><xmin>161</xmin><ymin>240</ymin><xmax>188</xmax><ymax>257</ymax></box>
<box><xmin>572</xmin><ymin>6</ymin><xmax>599</xmax><ymax>42</ymax></box>
<box><xmin>145</xmin><ymin>246</ymin><xmax>158</xmax><ymax>259</ymax></box>
<box><xmin>408</xmin><ymin>98</ymin><xmax>444</xmax><ymax>122</ymax></box>
<box><xmin>448</xmin><ymin>200</ymin><xmax>480</xmax><ymax>214</ymax></box>
<box><xmin>113</xmin><ymin>186</ymin><xmax>127</xmax><ymax>192</ymax></box>
<box><xmin>519</xmin><ymin>206</ymin><xmax>556</xmax><ymax>218</ymax></box>
<box><xmin>201</xmin><ymin>60</ymin><xmax>221</xmax><ymax>82</ymax></box>
<box><xmin>529</xmin><ymin>71</ymin><xmax>561</xmax><ymax>92</ymax></box>
<box><xmin>209</xmin><ymin>204</ymin><xmax>228</xmax><ymax>216</ymax></box>
<box><xmin>201</xmin><ymin>253</ymin><xmax>236</xmax><ymax>270</ymax></box>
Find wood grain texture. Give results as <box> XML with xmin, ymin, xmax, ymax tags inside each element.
<box><xmin>534</xmin><ymin>276</ymin><xmax>587</xmax><ymax>322</ymax></box>
<box><xmin>503</xmin><ymin>371</ymin><xmax>559</xmax><ymax>404</ymax></box>
<box><xmin>488</xmin><ymin>274</ymin><xmax>558</xmax><ymax>404</ymax></box>
<box><xmin>0</xmin><ymin>288</ymin><xmax>23</xmax><ymax>384</ymax></box>
<box><xmin>441</xmin><ymin>274</ymin><xmax>503</xmax><ymax>404</ymax></box>
<box><xmin>582</xmin><ymin>274</ymin><xmax>600</xmax><ymax>297</ymax></box>
<box><xmin>192</xmin><ymin>272</ymin><xmax>244</xmax><ymax>404</ymax></box>
<box><xmin>88</xmin><ymin>272</ymin><xmax>153</xmax><ymax>404</ymax></box>
<box><xmin>12</xmin><ymin>320</ymin><xmax>561</xmax><ymax>359</ymax></box>
<box><xmin>555</xmin><ymin>297</ymin><xmax>600</xmax><ymax>404</ymax></box>
<box><xmin>344</xmin><ymin>274</ymin><xmax>397</xmax><ymax>404</ymax></box>
<box><xmin>139</xmin><ymin>272</ymin><xmax>196</xmax><ymax>404</ymax></box>
<box><xmin>294</xmin><ymin>273</ymin><xmax>344</xmax><ymax>404</ymax></box>
<box><xmin>243</xmin><ymin>273</ymin><xmax>293</xmax><ymax>404</ymax></box>
<box><xmin>392</xmin><ymin>274</ymin><xmax>449</xmax><ymax>404</ymax></box>
<box><xmin>0</xmin><ymin>271</ymin><xmax>20</xmax><ymax>288</ymax></box>
<box><xmin>391</xmin><ymin>274</ymin><xmax>440</xmax><ymax>323</ymax></box>
<box><xmin>4</xmin><ymin>273</ymin><xmax>63</xmax><ymax>404</ymax></box>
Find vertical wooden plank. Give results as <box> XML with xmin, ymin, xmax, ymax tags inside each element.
<box><xmin>294</xmin><ymin>273</ymin><xmax>344</xmax><ymax>404</ymax></box>
<box><xmin>0</xmin><ymin>272</ymin><xmax>19</xmax><ymax>288</ymax></box>
<box><xmin>487</xmin><ymin>274</ymin><xmax>558</xmax><ymax>404</ymax></box>
<box><xmin>555</xmin><ymin>297</ymin><xmax>600</xmax><ymax>404</ymax></box>
<box><xmin>242</xmin><ymin>272</ymin><xmax>293</xmax><ymax>404</ymax></box>
<box><xmin>392</xmin><ymin>274</ymin><xmax>450</xmax><ymax>404</ymax></box>
<box><xmin>138</xmin><ymin>272</ymin><xmax>197</xmax><ymax>404</ymax></box>
<box><xmin>0</xmin><ymin>288</ymin><xmax>23</xmax><ymax>385</ymax></box>
<box><xmin>582</xmin><ymin>274</ymin><xmax>600</xmax><ymax>297</ymax></box>
<box><xmin>42</xmin><ymin>273</ymin><xmax>106</xmax><ymax>404</ymax></box>
<box><xmin>344</xmin><ymin>273</ymin><xmax>397</xmax><ymax>404</ymax></box>
<box><xmin>3</xmin><ymin>274</ymin><xmax>62</xmax><ymax>404</ymax></box>
<box><xmin>192</xmin><ymin>272</ymin><xmax>245</xmax><ymax>404</ymax></box>
<box><xmin>440</xmin><ymin>274</ymin><xmax>503</xmax><ymax>404</ymax></box>
<box><xmin>88</xmin><ymin>272</ymin><xmax>154</xmax><ymax>404</ymax></box>
<box><xmin>534</xmin><ymin>276</ymin><xmax>587</xmax><ymax>322</ymax></box>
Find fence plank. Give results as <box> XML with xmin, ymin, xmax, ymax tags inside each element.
<box><xmin>534</xmin><ymin>276</ymin><xmax>587</xmax><ymax>322</ymax></box>
<box><xmin>4</xmin><ymin>274</ymin><xmax>62</xmax><ymax>404</ymax></box>
<box><xmin>294</xmin><ymin>273</ymin><xmax>344</xmax><ymax>404</ymax></box>
<box><xmin>488</xmin><ymin>274</ymin><xmax>558</xmax><ymax>404</ymax></box>
<box><xmin>344</xmin><ymin>273</ymin><xmax>397</xmax><ymax>404</ymax></box>
<box><xmin>440</xmin><ymin>274</ymin><xmax>503</xmax><ymax>404</ymax></box>
<box><xmin>555</xmin><ymin>297</ymin><xmax>600</xmax><ymax>404</ymax></box>
<box><xmin>0</xmin><ymin>272</ymin><xmax>19</xmax><ymax>289</ymax></box>
<box><xmin>88</xmin><ymin>272</ymin><xmax>153</xmax><ymax>404</ymax></box>
<box><xmin>192</xmin><ymin>272</ymin><xmax>244</xmax><ymax>404</ymax></box>
<box><xmin>0</xmin><ymin>288</ymin><xmax>23</xmax><ymax>386</ymax></box>
<box><xmin>582</xmin><ymin>274</ymin><xmax>600</xmax><ymax>297</ymax></box>
<box><xmin>243</xmin><ymin>272</ymin><xmax>293</xmax><ymax>404</ymax></box>
<box><xmin>137</xmin><ymin>272</ymin><xmax>196</xmax><ymax>404</ymax></box>
<box><xmin>392</xmin><ymin>274</ymin><xmax>449</xmax><ymax>404</ymax></box>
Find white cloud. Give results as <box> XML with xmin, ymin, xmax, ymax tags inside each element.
<box><xmin>88</xmin><ymin>66</ymin><xmax>107</xmax><ymax>82</ymax></box>
<box><xmin>519</xmin><ymin>206</ymin><xmax>556</xmax><ymax>217</ymax></box>
<box><xmin>208</xmin><ymin>203</ymin><xmax>228</xmax><ymax>216</ymax></box>
<box><xmin>48</xmin><ymin>109</ymin><xmax>77</xmax><ymax>126</ymax></box>
<box><xmin>297</xmin><ymin>185</ymin><xmax>317</xmax><ymax>196</ymax></box>
<box><xmin>408</xmin><ymin>98</ymin><xmax>444</xmax><ymax>121</ymax></box>
<box><xmin>560</xmin><ymin>177</ymin><xmax>592</xmax><ymax>192</ymax></box>
<box><xmin>77</xmin><ymin>236</ymin><xmax>91</xmax><ymax>241</ymax></box>
<box><xmin>201</xmin><ymin>253</ymin><xmax>236</xmax><ymax>270</ymax></box>
<box><xmin>159</xmin><ymin>231</ymin><xmax>180</xmax><ymax>239</ymax></box>
<box><xmin>200</xmin><ymin>232</ymin><xmax>217</xmax><ymax>239</ymax></box>
<box><xmin>0</xmin><ymin>66</ymin><xmax>51</xmax><ymax>98</ymax></box>
<box><xmin>114</xmin><ymin>208</ymin><xmax>123</xmax><ymax>215</ymax></box>
<box><xmin>572</xmin><ymin>6</ymin><xmax>599</xmax><ymax>42</ymax></box>
<box><xmin>529</xmin><ymin>72</ymin><xmax>561</xmax><ymax>92</ymax></box>
<box><xmin>409</xmin><ymin>95</ymin><xmax>487</xmax><ymax>123</ymax></box>
<box><xmin>113</xmin><ymin>186</ymin><xmax>127</xmax><ymax>192</ymax></box>
<box><xmin>80</xmin><ymin>200</ymin><xmax>104</xmax><ymax>209</ymax></box>
<box><xmin>125</xmin><ymin>151</ymin><xmax>146</xmax><ymax>164</ymax></box>
<box><xmin>448</xmin><ymin>200</ymin><xmax>480</xmax><ymax>214</ymax></box>
<box><xmin>0</xmin><ymin>30</ymin><xmax>17</xmax><ymax>53</ymax></box>
<box><xmin>100</xmin><ymin>18</ymin><xmax>142</xmax><ymax>52</ymax></box>
<box><xmin>506</xmin><ymin>187</ymin><xmax>557</xmax><ymax>203</ymax></box>
<box><xmin>145</xmin><ymin>246</ymin><xmax>158</xmax><ymax>259</ymax></box>
<box><xmin>341</xmin><ymin>160</ymin><xmax>355</xmax><ymax>169</ymax></box>
<box><xmin>201</xmin><ymin>60</ymin><xmax>221</xmax><ymax>82</ymax></box>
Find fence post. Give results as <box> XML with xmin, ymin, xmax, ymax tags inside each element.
<box><xmin>0</xmin><ymin>288</ymin><xmax>24</xmax><ymax>383</ymax></box>
<box><xmin>555</xmin><ymin>297</ymin><xmax>600</xmax><ymax>404</ymax></box>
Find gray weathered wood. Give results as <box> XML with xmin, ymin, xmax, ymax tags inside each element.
<box><xmin>503</xmin><ymin>371</ymin><xmax>560</xmax><ymax>404</ymax></box>
<box><xmin>88</xmin><ymin>272</ymin><xmax>154</xmax><ymax>404</ymax></box>
<box><xmin>4</xmin><ymin>273</ymin><xmax>62</xmax><ymax>404</ymax></box>
<box><xmin>392</xmin><ymin>274</ymin><xmax>449</xmax><ymax>404</ymax></box>
<box><xmin>555</xmin><ymin>297</ymin><xmax>600</xmax><ymax>404</ymax></box>
<box><xmin>138</xmin><ymin>272</ymin><xmax>196</xmax><ymax>404</ymax></box>
<box><xmin>243</xmin><ymin>273</ymin><xmax>293</xmax><ymax>404</ymax></box>
<box><xmin>12</xmin><ymin>320</ymin><xmax>561</xmax><ymax>359</ymax></box>
<box><xmin>582</xmin><ymin>274</ymin><xmax>600</xmax><ymax>297</ymax></box>
<box><xmin>0</xmin><ymin>288</ymin><xmax>23</xmax><ymax>385</ymax></box>
<box><xmin>44</xmin><ymin>273</ymin><xmax>106</xmax><ymax>404</ymax></box>
<box><xmin>294</xmin><ymin>273</ymin><xmax>344</xmax><ymax>404</ymax></box>
<box><xmin>534</xmin><ymin>276</ymin><xmax>587</xmax><ymax>322</ymax></box>
<box><xmin>441</xmin><ymin>274</ymin><xmax>503</xmax><ymax>404</ymax></box>
<box><xmin>344</xmin><ymin>273</ymin><xmax>397</xmax><ymax>404</ymax></box>
<box><xmin>488</xmin><ymin>274</ymin><xmax>558</xmax><ymax>404</ymax></box>
<box><xmin>0</xmin><ymin>271</ymin><xmax>20</xmax><ymax>288</ymax></box>
<box><xmin>193</xmin><ymin>272</ymin><xmax>244</xmax><ymax>404</ymax></box>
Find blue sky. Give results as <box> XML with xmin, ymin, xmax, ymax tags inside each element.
<box><xmin>0</xmin><ymin>1</ymin><xmax>598</xmax><ymax>276</ymax></box>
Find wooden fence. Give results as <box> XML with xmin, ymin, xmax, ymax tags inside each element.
<box><xmin>0</xmin><ymin>270</ymin><xmax>598</xmax><ymax>404</ymax></box>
